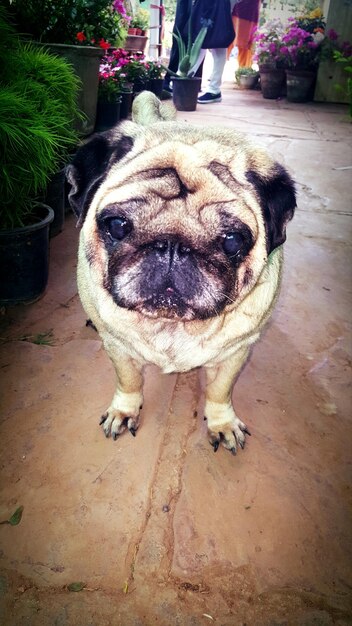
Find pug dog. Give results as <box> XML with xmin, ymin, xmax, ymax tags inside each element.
<box><xmin>67</xmin><ymin>92</ymin><xmax>296</xmax><ymax>455</ymax></box>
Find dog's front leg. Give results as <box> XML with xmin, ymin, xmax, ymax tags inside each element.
<box><xmin>204</xmin><ymin>346</ymin><xmax>252</xmax><ymax>455</ymax></box>
<box><xmin>100</xmin><ymin>347</ymin><xmax>144</xmax><ymax>440</ymax></box>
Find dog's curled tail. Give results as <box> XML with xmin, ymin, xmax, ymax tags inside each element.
<box><xmin>132</xmin><ymin>91</ymin><xmax>176</xmax><ymax>126</ymax></box>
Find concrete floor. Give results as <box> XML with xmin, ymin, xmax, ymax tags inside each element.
<box><xmin>0</xmin><ymin>83</ymin><xmax>352</xmax><ymax>625</ymax></box>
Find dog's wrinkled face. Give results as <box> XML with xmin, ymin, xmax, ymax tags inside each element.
<box><xmin>68</xmin><ymin>122</ymin><xmax>295</xmax><ymax>321</ymax></box>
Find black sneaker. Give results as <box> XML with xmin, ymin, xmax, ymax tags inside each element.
<box><xmin>197</xmin><ymin>92</ymin><xmax>222</xmax><ymax>104</ymax></box>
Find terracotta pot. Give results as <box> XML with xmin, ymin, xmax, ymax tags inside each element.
<box><xmin>128</xmin><ymin>28</ymin><xmax>137</xmax><ymax>35</ymax></box>
<box><xmin>124</xmin><ymin>35</ymin><xmax>148</xmax><ymax>53</ymax></box>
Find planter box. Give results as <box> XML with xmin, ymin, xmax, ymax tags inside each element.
<box><xmin>124</xmin><ymin>35</ymin><xmax>148</xmax><ymax>53</ymax></box>
<box><xmin>40</xmin><ymin>43</ymin><xmax>104</xmax><ymax>136</ymax></box>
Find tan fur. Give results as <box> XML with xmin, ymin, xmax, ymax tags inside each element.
<box><xmin>75</xmin><ymin>92</ymin><xmax>294</xmax><ymax>454</ymax></box>
<box><xmin>132</xmin><ymin>90</ymin><xmax>177</xmax><ymax>125</ymax></box>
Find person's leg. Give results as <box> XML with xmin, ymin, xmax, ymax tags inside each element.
<box><xmin>190</xmin><ymin>48</ymin><xmax>207</xmax><ymax>76</ymax></box>
<box><xmin>237</xmin><ymin>46</ymin><xmax>253</xmax><ymax>67</ymax></box>
<box><xmin>208</xmin><ymin>48</ymin><xmax>227</xmax><ymax>94</ymax></box>
<box><xmin>197</xmin><ymin>48</ymin><xmax>226</xmax><ymax>103</ymax></box>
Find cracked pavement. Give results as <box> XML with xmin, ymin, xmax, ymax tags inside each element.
<box><xmin>0</xmin><ymin>86</ymin><xmax>351</xmax><ymax>625</ymax></box>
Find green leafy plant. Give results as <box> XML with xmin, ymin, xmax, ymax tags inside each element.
<box><xmin>145</xmin><ymin>60</ymin><xmax>165</xmax><ymax>80</ymax></box>
<box><xmin>130</xmin><ymin>8</ymin><xmax>149</xmax><ymax>32</ymax></box>
<box><xmin>235</xmin><ymin>67</ymin><xmax>258</xmax><ymax>79</ymax></box>
<box><xmin>67</xmin><ymin>582</ymin><xmax>86</xmax><ymax>592</ymax></box>
<box><xmin>0</xmin><ymin>8</ymin><xmax>80</xmax><ymax>229</ymax></box>
<box><xmin>172</xmin><ymin>24</ymin><xmax>208</xmax><ymax>77</ymax></box>
<box><xmin>235</xmin><ymin>67</ymin><xmax>259</xmax><ymax>87</ymax></box>
<box><xmin>165</xmin><ymin>1</ymin><xmax>208</xmax><ymax>79</ymax></box>
<box><xmin>3</xmin><ymin>0</ymin><xmax>129</xmax><ymax>48</ymax></box>
<box><xmin>0</xmin><ymin>505</ymin><xmax>24</xmax><ymax>526</ymax></box>
<box><xmin>333</xmin><ymin>50</ymin><xmax>352</xmax><ymax>117</ymax></box>
<box><xmin>119</xmin><ymin>53</ymin><xmax>148</xmax><ymax>84</ymax></box>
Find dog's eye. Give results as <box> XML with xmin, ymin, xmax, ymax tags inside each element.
<box><xmin>222</xmin><ymin>232</ymin><xmax>244</xmax><ymax>257</ymax></box>
<box><xmin>106</xmin><ymin>217</ymin><xmax>132</xmax><ymax>241</ymax></box>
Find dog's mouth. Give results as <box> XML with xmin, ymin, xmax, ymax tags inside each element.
<box><xmin>131</xmin><ymin>286</ymin><xmax>197</xmax><ymax>320</ymax></box>
<box><xmin>107</xmin><ymin>238</ymin><xmax>233</xmax><ymax>321</ymax></box>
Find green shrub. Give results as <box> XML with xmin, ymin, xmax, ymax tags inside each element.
<box><xmin>0</xmin><ymin>9</ymin><xmax>80</xmax><ymax>229</ymax></box>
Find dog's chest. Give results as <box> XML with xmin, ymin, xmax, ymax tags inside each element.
<box><xmin>108</xmin><ymin>317</ymin><xmax>253</xmax><ymax>374</ymax></box>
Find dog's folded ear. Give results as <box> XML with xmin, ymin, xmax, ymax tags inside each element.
<box><xmin>246</xmin><ymin>164</ymin><xmax>296</xmax><ymax>255</ymax></box>
<box><xmin>66</xmin><ymin>130</ymin><xmax>134</xmax><ymax>226</ymax></box>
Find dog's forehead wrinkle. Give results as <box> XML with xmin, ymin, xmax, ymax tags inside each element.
<box><xmin>208</xmin><ymin>160</ymin><xmax>245</xmax><ymax>190</ymax></box>
<box><xmin>125</xmin><ymin>166</ymin><xmax>191</xmax><ymax>199</ymax></box>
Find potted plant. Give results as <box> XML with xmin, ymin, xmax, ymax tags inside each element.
<box><xmin>119</xmin><ymin>52</ymin><xmax>149</xmax><ymax>94</ymax></box>
<box><xmin>253</xmin><ymin>18</ymin><xmax>287</xmax><ymax>99</ymax></box>
<box><xmin>4</xmin><ymin>0</ymin><xmax>130</xmax><ymax>134</ymax></box>
<box><xmin>282</xmin><ymin>10</ymin><xmax>349</xmax><ymax>103</ymax></box>
<box><xmin>235</xmin><ymin>67</ymin><xmax>259</xmax><ymax>89</ymax></box>
<box><xmin>96</xmin><ymin>50</ymin><xmax>135</xmax><ymax>130</ymax></box>
<box><xmin>333</xmin><ymin>48</ymin><xmax>352</xmax><ymax>116</ymax></box>
<box><xmin>165</xmin><ymin>8</ymin><xmax>208</xmax><ymax>111</ymax></box>
<box><xmin>145</xmin><ymin>60</ymin><xmax>166</xmax><ymax>98</ymax></box>
<box><xmin>130</xmin><ymin>8</ymin><xmax>149</xmax><ymax>36</ymax></box>
<box><xmin>280</xmin><ymin>13</ymin><xmax>324</xmax><ymax>102</ymax></box>
<box><xmin>125</xmin><ymin>7</ymin><xmax>149</xmax><ymax>52</ymax></box>
<box><xmin>0</xmin><ymin>9</ymin><xmax>80</xmax><ymax>304</ymax></box>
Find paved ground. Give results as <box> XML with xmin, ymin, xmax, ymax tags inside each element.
<box><xmin>0</xmin><ymin>82</ymin><xmax>351</xmax><ymax>625</ymax></box>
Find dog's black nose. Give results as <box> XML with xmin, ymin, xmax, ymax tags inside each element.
<box><xmin>151</xmin><ymin>239</ymin><xmax>191</xmax><ymax>257</ymax></box>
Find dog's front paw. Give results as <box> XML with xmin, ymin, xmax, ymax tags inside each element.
<box><xmin>100</xmin><ymin>410</ymin><xmax>140</xmax><ymax>440</ymax></box>
<box><xmin>205</xmin><ymin>401</ymin><xmax>251</xmax><ymax>455</ymax></box>
<box><xmin>99</xmin><ymin>390</ymin><xmax>143</xmax><ymax>441</ymax></box>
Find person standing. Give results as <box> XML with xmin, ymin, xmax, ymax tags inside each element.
<box><xmin>191</xmin><ymin>0</ymin><xmax>238</xmax><ymax>104</ymax></box>
<box><xmin>227</xmin><ymin>0</ymin><xmax>261</xmax><ymax>68</ymax></box>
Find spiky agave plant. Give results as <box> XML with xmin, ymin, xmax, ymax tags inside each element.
<box><xmin>166</xmin><ymin>1</ymin><xmax>208</xmax><ymax>78</ymax></box>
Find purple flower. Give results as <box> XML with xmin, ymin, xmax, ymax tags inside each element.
<box><xmin>327</xmin><ymin>28</ymin><xmax>338</xmax><ymax>41</ymax></box>
<box><xmin>341</xmin><ymin>41</ymin><xmax>352</xmax><ymax>57</ymax></box>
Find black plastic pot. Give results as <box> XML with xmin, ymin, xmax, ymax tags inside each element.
<box><xmin>95</xmin><ymin>97</ymin><xmax>122</xmax><ymax>132</ymax></box>
<box><xmin>0</xmin><ymin>204</ymin><xmax>54</xmax><ymax>304</ymax></box>
<box><xmin>120</xmin><ymin>90</ymin><xmax>133</xmax><ymax>119</ymax></box>
<box><xmin>45</xmin><ymin>167</ymin><xmax>65</xmax><ymax>237</ymax></box>
<box><xmin>133</xmin><ymin>78</ymin><xmax>148</xmax><ymax>95</ymax></box>
<box><xmin>147</xmin><ymin>78</ymin><xmax>164</xmax><ymax>99</ymax></box>
<box><xmin>172</xmin><ymin>77</ymin><xmax>202</xmax><ymax>111</ymax></box>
